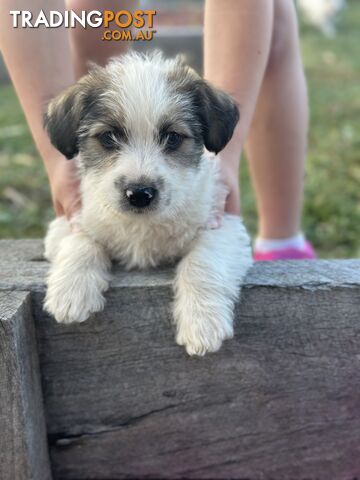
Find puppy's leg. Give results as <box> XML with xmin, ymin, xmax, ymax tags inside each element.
<box><xmin>44</xmin><ymin>216</ymin><xmax>72</xmax><ymax>262</ymax></box>
<box><xmin>44</xmin><ymin>232</ymin><xmax>111</xmax><ymax>324</ymax></box>
<box><xmin>174</xmin><ymin>215</ymin><xmax>253</xmax><ymax>356</ymax></box>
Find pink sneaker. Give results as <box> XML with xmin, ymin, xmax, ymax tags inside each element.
<box><xmin>254</xmin><ymin>240</ymin><xmax>316</xmax><ymax>261</ymax></box>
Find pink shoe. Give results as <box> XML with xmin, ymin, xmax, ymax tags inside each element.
<box><xmin>254</xmin><ymin>240</ymin><xmax>316</xmax><ymax>261</ymax></box>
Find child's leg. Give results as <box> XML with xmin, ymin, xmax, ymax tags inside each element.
<box><xmin>0</xmin><ymin>0</ymin><xmax>76</xmax><ymax>209</ymax></box>
<box><xmin>246</xmin><ymin>0</ymin><xmax>308</xmax><ymax>239</ymax></box>
<box><xmin>204</xmin><ymin>0</ymin><xmax>274</xmax><ymax>215</ymax></box>
<box><xmin>204</xmin><ymin>0</ymin><xmax>309</xmax><ymax>241</ymax></box>
<box><xmin>66</xmin><ymin>0</ymin><xmax>136</xmax><ymax>78</ymax></box>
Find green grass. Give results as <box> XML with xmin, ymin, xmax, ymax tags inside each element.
<box><xmin>0</xmin><ymin>86</ymin><xmax>53</xmax><ymax>237</ymax></box>
<box><xmin>0</xmin><ymin>1</ymin><xmax>359</xmax><ymax>257</ymax></box>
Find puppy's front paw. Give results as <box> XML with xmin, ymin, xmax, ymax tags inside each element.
<box><xmin>176</xmin><ymin>316</ymin><xmax>233</xmax><ymax>356</ymax></box>
<box><xmin>44</xmin><ymin>276</ymin><xmax>107</xmax><ymax>324</ymax></box>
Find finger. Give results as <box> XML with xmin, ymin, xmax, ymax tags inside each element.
<box><xmin>53</xmin><ymin>199</ymin><xmax>64</xmax><ymax>217</ymax></box>
<box><xmin>65</xmin><ymin>196</ymin><xmax>82</xmax><ymax>222</ymax></box>
<box><xmin>224</xmin><ymin>189</ymin><xmax>241</xmax><ymax>215</ymax></box>
<box><xmin>206</xmin><ymin>214</ymin><xmax>222</xmax><ymax>229</ymax></box>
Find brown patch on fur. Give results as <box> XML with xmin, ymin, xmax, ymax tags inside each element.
<box><xmin>44</xmin><ymin>65</ymin><xmax>111</xmax><ymax>159</ymax></box>
<box><xmin>167</xmin><ymin>57</ymin><xmax>240</xmax><ymax>155</ymax></box>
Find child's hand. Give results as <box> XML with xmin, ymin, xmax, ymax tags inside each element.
<box><xmin>219</xmin><ymin>159</ymin><xmax>241</xmax><ymax>215</ymax></box>
<box><xmin>206</xmin><ymin>156</ymin><xmax>241</xmax><ymax>230</ymax></box>
<box><xmin>49</xmin><ymin>157</ymin><xmax>81</xmax><ymax>221</ymax></box>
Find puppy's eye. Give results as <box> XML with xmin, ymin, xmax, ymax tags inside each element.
<box><xmin>98</xmin><ymin>131</ymin><xmax>117</xmax><ymax>150</ymax></box>
<box><xmin>166</xmin><ymin>132</ymin><xmax>183</xmax><ymax>150</ymax></box>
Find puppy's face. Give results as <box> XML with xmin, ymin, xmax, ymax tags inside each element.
<box><xmin>45</xmin><ymin>53</ymin><xmax>239</xmax><ymax>218</ymax></box>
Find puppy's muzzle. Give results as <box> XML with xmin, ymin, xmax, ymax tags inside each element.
<box><xmin>125</xmin><ymin>184</ymin><xmax>158</xmax><ymax>208</ymax></box>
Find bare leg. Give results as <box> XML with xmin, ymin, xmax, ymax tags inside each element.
<box><xmin>246</xmin><ymin>0</ymin><xmax>307</xmax><ymax>239</ymax></box>
<box><xmin>204</xmin><ymin>0</ymin><xmax>274</xmax><ymax>215</ymax></box>
<box><xmin>66</xmin><ymin>0</ymin><xmax>137</xmax><ymax>77</ymax></box>
<box><xmin>0</xmin><ymin>0</ymin><xmax>79</xmax><ymax>217</ymax></box>
<box><xmin>204</xmin><ymin>0</ymin><xmax>308</xmax><ymax>240</ymax></box>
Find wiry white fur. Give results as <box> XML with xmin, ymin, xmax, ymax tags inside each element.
<box><xmin>44</xmin><ymin>214</ymin><xmax>71</xmax><ymax>262</ymax></box>
<box><xmin>79</xmin><ymin>153</ymin><xmax>222</xmax><ymax>269</ymax></box>
<box><xmin>297</xmin><ymin>0</ymin><xmax>346</xmax><ymax>36</ymax></box>
<box><xmin>45</xmin><ymin>231</ymin><xmax>111</xmax><ymax>324</ymax></box>
<box><xmin>44</xmin><ymin>52</ymin><xmax>253</xmax><ymax>355</ymax></box>
<box><xmin>174</xmin><ymin>215</ymin><xmax>252</xmax><ymax>355</ymax></box>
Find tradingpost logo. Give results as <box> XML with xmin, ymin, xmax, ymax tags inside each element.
<box><xmin>9</xmin><ymin>10</ymin><xmax>157</xmax><ymax>41</ymax></box>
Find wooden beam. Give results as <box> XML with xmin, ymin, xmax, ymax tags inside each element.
<box><xmin>0</xmin><ymin>240</ymin><xmax>360</xmax><ymax>479</ymax></box>
<box><xmin>0</xmin><ymin>290</ymin><xmax>52</xmax><ymax>480</ymax></box>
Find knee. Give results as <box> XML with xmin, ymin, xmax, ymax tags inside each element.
<box><xmin>267</xmin><ymin>0</ymin><xmax>299</xmax><ymax>71</ymax></box>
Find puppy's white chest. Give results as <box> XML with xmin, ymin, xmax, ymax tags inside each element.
<box><xmin>112</xmin><ymin>231</ymin><xmax>193</xmax><ymax>269</ymax></box>
<box><xmin>86</xmin><ymin>214</ymin><xmax>201</xmax><ymax>270</ymax></box>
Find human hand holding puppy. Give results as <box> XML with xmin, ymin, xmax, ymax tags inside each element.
<box><xmin>48</xmin><ymin>157</ymin><xmax>81</xmax><ymax>220</ymax></box>
<box><xmin>43</xmin><ymin>52</ymin><xmax>252</xmax><ymax>356</ymax></box>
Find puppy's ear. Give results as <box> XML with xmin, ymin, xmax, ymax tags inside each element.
<box><xmin>194</xmin><ymin>81</ymin><xmax>239</xmax><ymax>155</ymax></box>
<box><xmin>43</xmin><ymin>83</ymin><xmax>86</xmax><ymax>160</ymax></box>
<box><xmin>44</xmin><ymin>64</ymin><xmax>107</xmax><ymax>159</ymax></box>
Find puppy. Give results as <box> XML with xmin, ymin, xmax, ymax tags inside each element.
<box><xmin>43</xmin><ymin>52</ymin><xmax>253</xmax><ymax>356</ymax></box>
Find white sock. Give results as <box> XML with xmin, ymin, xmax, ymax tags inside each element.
<box><xmin>255</xmin><ymin>233</ymin><xmax>305</xmax><ymax>252</ymax></box>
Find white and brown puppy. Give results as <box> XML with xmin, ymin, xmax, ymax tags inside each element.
<box><xmin>43</xmin><ymin>51</ymin><xmax>252</xmax><ymax>356</ymax></box>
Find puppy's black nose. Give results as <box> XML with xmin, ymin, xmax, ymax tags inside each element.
<box><xmin>125</xmin><ymin>185</ymin><xmax>157</xmax><ymax>208</ymax></box>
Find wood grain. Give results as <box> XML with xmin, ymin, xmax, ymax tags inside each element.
<box><xmin>33</xmin><ymin>286</ymin><xmax>360</xmax><ymax>480</ymax></box>
<box><xmin>0</xmin><ymin>290</ymin><xmax>52</xmax><ymax>480</ymax></box>
<box><xmin>0</xmin><ymin>240</ymin><xmax>360</xmax><ymax>479</ymax></box>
